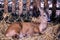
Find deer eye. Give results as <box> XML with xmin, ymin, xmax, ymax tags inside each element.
<box><xmin>43</xmin><ymin>15</ymin><xmax>46</xmax><ymax>16</ymax></box>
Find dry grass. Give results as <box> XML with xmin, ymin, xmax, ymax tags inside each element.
<box><xmin>0</xmin><ymin>20</ymin><xmax>60</xmax><ymax>40</ymax></box>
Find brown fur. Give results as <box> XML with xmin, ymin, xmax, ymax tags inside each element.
<box><xmin>32</xmin><ymin>22</ymin><xmax>40</xmax><ymax>33</ymax></box>
<box><xmin>19</xmin><ymin>22</ymin><xmax>40</xmax><ymax>37</ymax></box>
<box><xmin>20</xmin><ymin>22</ymin><xmax>33</xmax><ymax>36</ymax></box>
<box><xmin>5</xmin><ymin>22</ymin><xmax>22</xmax><ymax>37</ymax></box>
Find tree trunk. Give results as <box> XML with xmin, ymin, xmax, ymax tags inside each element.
<box><xmin>50</xmin><ymin>0</ymin><xmax>57</xmax><ymax>22</ymax></box>
<box><xmin>12</xmin><ymin>0</ymin><xmax>16</xmax><ymax>13</ymax></box>
<box><xmin>44</xmin><ymin>0</ymin><xmax>48</xmax><ymax>9</ymax></box>
<box><xmin>34</xmin><ymin>0</ymin><xmax>44</xmax><ymax>15</ymax></box>
<box><xmin>4</xmin><ymin>0</ymin><xmax>8</xmax><ymax>13</ymax></box>
<box><xmin>33</xmin><ymin>0</ymin><xmax>41</xmax><ymax>9</ymax></box>
<box><xmin>36</xmin><ymin>0</ymin><xmax>41</xmax><ymax>8</ymax></box>
<box><xmin>26</xmin><ymin>0</ymin><xmax>30</xmax><ymax>12</ymax></box>
<box><xmin>18</xmin><ymin>0</ymin><xmax>23</xmax><ymax>15</ymax></box>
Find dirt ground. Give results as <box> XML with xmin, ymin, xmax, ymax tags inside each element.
<box><xmin>0</xmin><ymin>20</ymin><xmax>60</xmax><ymax>40</ymax></box>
